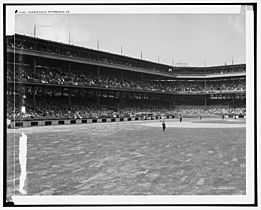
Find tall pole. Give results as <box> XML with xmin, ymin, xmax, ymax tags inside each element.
<box><xmin>34</xmin><ymin>24</ymin><xmax>36</xmax><ymax>38</ymax></box>
<box><xmin>69</xmin><ymin>32</ymin><xmax>71</xmax><ymax>44</ymax></box>
<box><xmin>33</xmin><ymin>24</ymin><xmax>51</xmax><ymax>39</ymax></box>
<box><xmin>121</xmin><ymin>45</ymin><xmax>123</xmax><ymax>55</ymax></box>
<box><xmin>141</xmin><ymin>50</ymin><xmax>142</xmax><ymax>60</ymax></box>
<box><xmin>232</xmin><ymin>56</ymin><xmax>234</xmax><ymax>65</ymax></box>
<box><xmin>97</xmin><ymin>40</ymin><xmax>99</xmax><ymax>50</ymax></box>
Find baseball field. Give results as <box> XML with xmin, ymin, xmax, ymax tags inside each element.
<box><xmin>6</xmin><ymin>118</ymin><xmax>246</xmax><ymax>197</ymax></box>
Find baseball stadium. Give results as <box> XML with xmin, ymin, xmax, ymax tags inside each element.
<box><xmin>6</xmin><ymin>33</ymin><xmax>246</xmax><ymax>198</ymax></box>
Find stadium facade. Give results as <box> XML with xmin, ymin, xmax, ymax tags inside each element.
<box><xmin>6</xmin><ymin>34</ymin><xmax>246</xmax><ymax>128</ymax></box>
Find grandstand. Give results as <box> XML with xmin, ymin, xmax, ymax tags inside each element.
<box><xmin>6</xmin><ymin>34</ymin><xmax>246</xmax><ymax>128</ymax></box>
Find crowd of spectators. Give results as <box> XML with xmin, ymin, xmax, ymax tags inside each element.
<box><xmin>7</xmin><ymin>94</ymin><xmax>246</xmax><ymax>121</ymax></box>
<box><xmin>7</xmin><ymin>35</ymin><xmax>246</xmax><ymax>75</ymax></box>
<box><xmin>7</xmin><ymin>63</ymin><xmax>33</xmax><ymax>82</ymax></box>
<box><xmin>7</xmin><ymin>63</ymin><xmax>246</xmax><ymax>94</ymax></box>
<box><xmin>173</xmin><ymin>105</ymin><xmax>246</xmax><ymax>116</ymax></box>
<box><xmin>206</xmin><ymin>79</ymin><xmax>246</xmax><ymax>93</ymax></box>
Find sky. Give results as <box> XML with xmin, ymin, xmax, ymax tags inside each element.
<box><xmin>14</xmin><ymin>13</ymin><xmax>245</xmax><ymax>67</ymax></box>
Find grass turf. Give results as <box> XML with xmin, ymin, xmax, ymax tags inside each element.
<box><xmin>6</xmin><ymin>120</ymin><xmax>246</xmax><ymax>196</ymax></box>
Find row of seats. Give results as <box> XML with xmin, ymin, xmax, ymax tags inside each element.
<box><xmin>7</xmin><ymin>64</ymin><xmax>246</xmax><ymax>94</ymax></box>
<box><xmin>7</xmin><ymin>95</ymin><xmax>246</xmax><ymax>121</ymax></box>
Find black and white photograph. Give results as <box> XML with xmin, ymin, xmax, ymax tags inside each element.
<box><xmin>1</xmin><ymin>2</ymin><xmax>259</xmax><ymax>208</ymax></box>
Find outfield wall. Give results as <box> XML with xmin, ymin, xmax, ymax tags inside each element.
<box><xmin>9</xmin><ymin>116</ymin><xmax>174</xmax><ymax>129</ymax></box>
<box><xmin>8</xmin><ymin>114</ymin><xmax>245</xmax><ymax>129</ymax></box>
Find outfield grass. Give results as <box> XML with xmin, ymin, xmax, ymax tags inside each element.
<box><xmin>6</xmin><ymin>119</ymin><xmax>246</xmax><ymax>196</ymax></box>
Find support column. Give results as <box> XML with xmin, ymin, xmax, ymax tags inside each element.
<box><xmin>204</xmin><ymin>95</ymin><xmax>207</xmax><ymax>108</ymax></box>
<box><xmin>40</xmin><ymin>88</ymin><xmax>44</xmax><ymax>105</ymax></box>
<box><xmin>97</xmin><ymin>93</ymin><xmax>100</xmax><ymax>109</ymax></box>
<box><xmin>141</xmin><ymin>94</ymin><xmax>144</xmax><ymax>108</ymax></box>
<box><xmin>232</xmin><ymin>94</ymin><xmax>235</xmax><ymax>108</ymax></box>
<box><xmin>33</xmin><ymin>57</ymin><xmax>36</xmax><ymax>80</ymax></box>
<box><xmin>68</xmin><ymin>62</ymin><xmax>71</xmax><ymax>72</ymax></box>
<box><xmin>68</xmin><ymin>89</ymin><xmax>72</xmax><ymax>105</ymax></box>
<box><xmin>120</xmin><ymin>93</ymin><xmax>124</xmax><ymax>108</ymax></box>
<box><xmin>33</xmin><ymin>86</ymin><xmax>36</xmax><ymax>108</ymax></box>
<box><xmin>68</xmin><ymin>62</ymin><xmax>72</xmax><ymax>82</ymax></box>
<box><xmin>51</xmin><ymin>89</ymin><xmax>54</xmax><ymax>104</ymax></box>
<box><xmin>97</xmin><ymin>67</ymin><xmax>100</xmax><ymax>86</ymax></box>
